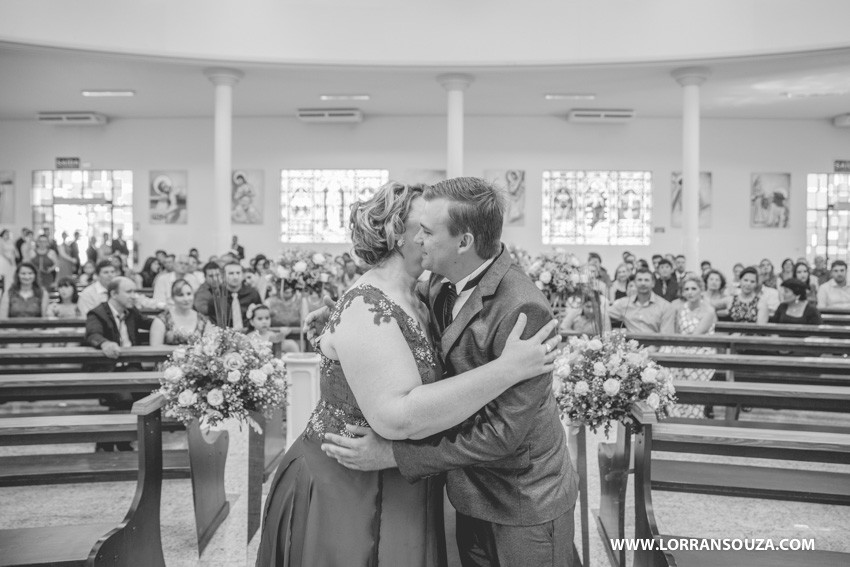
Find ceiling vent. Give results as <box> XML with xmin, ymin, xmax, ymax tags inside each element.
<box><xmin>296</xmin><ymin>108</ymin><xmax>363</xmax><ymax>123</ymax></box>
<box><xmin>37</xmin><ymin>112</ymin><xmax>108</xmax><ymax>125</ymax></box>
<box><xmin>833</xmin><ymin>114</ymin><xmax>850</xmax><ymax>128</ymax></box>
<box><xmin>567</xmin><ymin>108</ymin><xmax>635</xmax><ymax>123</ymax></box>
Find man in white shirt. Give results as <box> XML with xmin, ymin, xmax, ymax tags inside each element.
<box><xmin>817</xmin><ymin>260</ymin><xmax>850</xmax><ymax>309</ymax></box>
<box><xmin>152</xmin><ymin>254</ymin><xmax>199</xmax><ymax>305</ymax></box>
<box><xmin>77</xmin><ymin>260</ymin><xmax>116</xmax><ymax>315</ymax></box>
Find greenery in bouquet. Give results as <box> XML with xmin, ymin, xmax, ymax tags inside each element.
<box><xmin>274</xmin><ymin>249</ymin><xmax>338</xmax><ymax>292</ymax></box>
<box><xmin>159</xmin><ymin>325</ymin><xmax>289</xmax><ymax>432</ymax></box>
<box><xmin>553</xmin><ymin>331</ymin><xmax>676</xmax><ymax>435</ymax></box>
<box><xmin>526</xmin><ymin>251</ymin><xmax>589</xmax><ymax>302</ymax></box>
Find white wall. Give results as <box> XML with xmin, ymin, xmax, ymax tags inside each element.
<box><xmin>1</xmin><ymin>114</ymin><xmax>848</xmax><ymax>276</ymax></box>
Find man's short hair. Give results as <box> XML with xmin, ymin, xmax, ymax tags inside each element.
<box><xmin>832</xmin><ymin>260</ymin><xmax>848</xmax><ymax>270</ymax></box>
<box><xmin>223</xmin><ymin>261</ymin><xmax>242</xmax><ymax>271</ymax></box>
<box><xmin>657</xmin><ymin>258</ymin><xmax>673</xmax><ymax>269</ymax></box>
<box><xmin>588</xmin><ymin>252</ymin><xmax>602</xmax><ymax>262</ymax></box>
<box><xmin>651</xmin><ymin>254</ymin><xmax>663</xmax><ymax>261</ymax></box>
<box><xmin>106</xmin><ymin>276</ymin><xmax>132</xmax><ymax>297</ymax></box>
<box><xmin>202</xmin><ymin>262</ymin><xmax>220</xmax><ymax>274</ymax></box>
<box><xmin>675</xmin><ymin>254</ymin><xmax>686</xmax><ymax>261</ymax></box>
<box><xmin>634</xmin><ymin>267</ymin><xmax>655</xmax><ymax>280</ymax></box>
<box><xmin>155</xmin><ymin>249</ymin><xmax>166</xmax><ymax>256</ymax></box>
<box><xmin>423</xmin><ymin>177</ymin><xmax>505</xmax><ymax>259</ymax></box>
<box><xmin>95</xmin><ymin>260</ymin><xmax>114</xmax><ymax>275</ymax></box>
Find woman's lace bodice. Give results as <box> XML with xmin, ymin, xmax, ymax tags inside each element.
<box><xmin>303</xmin><ymin>284</ymin><xmax>440</xmax><ymax>441</ymax></box>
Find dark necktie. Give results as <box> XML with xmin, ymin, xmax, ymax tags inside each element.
<box><xmin>439</xmin><ymin>282</ymin><xmax>457</xmax><ymax>332</ymax></box>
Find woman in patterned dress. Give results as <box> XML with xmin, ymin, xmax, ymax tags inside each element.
<box><xmin>663</xmin><ymin>275</ymin><xmax>717</xmax><ymax>419</ymax></box>
<box><xmin>149</xmin><ymin>279</ymin><xmax>208</xmax><ymax>346</ymax></box>
<box><xmin>723</xmin><ymin>266</ymin><xmax>768</xmax><ymax>324</ymax></box>
<box><xmin>255</xmin><ymin>182</ymin><xmax>561</xmax><ymax>567</ymax></box>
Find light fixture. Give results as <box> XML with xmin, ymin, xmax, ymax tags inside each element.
<box><xmin>782</xmin><ymin>91</ymin><xmax>847</xmax><ymax>99</ymax></box>
<box><xmin>544</xmin><ymin>93</ymin><xmax>596</xmax><ymax>101</ymax></box>
<box><xmin>319</xmin><ymin>94</ymin><xmax>370</xmax><ymax>101</ymax></box>
<box><xmin>81</xmin><ymin>90</ymin><xmax>136</xmax><ymax>97</ymax></box>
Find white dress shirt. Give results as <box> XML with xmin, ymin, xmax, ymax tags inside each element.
<box><xmin>443</xmin><ymin>258</ymin><xmax>496</xmax><ymax>320</ymax></box>
<box><xmin>77</xmin><ymin>281</ymin><xmax>108</xmax><ymax>316</ymax></box>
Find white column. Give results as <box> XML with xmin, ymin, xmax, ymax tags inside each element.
<box><xmin>204</xmin><ymin>68</ymin><xmax>244</xmax><ymax>256</ymax></box>
<box><xmin>672</xmin><ymin>67</ymin><xmax>710</xmax><ymax>273</ymax></box>
<box><xmin>438</xmin><ymin>74</ymin><xmax>474</xmax><ymax>178</ymax></box>
<box><xmin>282</xmin><ymin>353</ymin><xmax>321</xmax><ymax>448</ymax></box>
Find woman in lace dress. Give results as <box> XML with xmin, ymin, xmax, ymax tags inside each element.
<box><xmin>663</xmin><ymin>275</ymin><xmax>717</xmax><ymax>419</ymax></box>
<box><xmin>149</xmin><ymin>279</ymin><xmax>208</xmax><ymax>346</ymax></box>
<box><xmin>255</xmin><ymin>182</ymin><xmax>561</xmax><ymax>567</ymax></box>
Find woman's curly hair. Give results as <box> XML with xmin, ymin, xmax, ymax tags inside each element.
<box><xmin>350</xmin><ymin>182</ymin><xmax>424</xmax><ymax>266</ymax></box>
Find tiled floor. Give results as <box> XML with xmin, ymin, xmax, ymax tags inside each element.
<box><xmin>1</xmin><ymin>400</ymin><xmax>848</xmax><ymax>567</ymax></box>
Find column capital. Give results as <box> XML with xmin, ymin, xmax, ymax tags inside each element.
<box><xmin>672</xmin><ymin>66</ymin><xmax>711</xmax><ymax>87</ymax></box>
<box><xmin>437</xmin><ymin>73</ymin><xmax>474</xmax><ymax>91</ymax></box>
<box><xmin>204</xmin><ymin>67</ymin><xmax>244</xmax><ymax>87</ymax></box>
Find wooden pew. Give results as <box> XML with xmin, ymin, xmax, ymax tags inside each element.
<box><xmin>0</xmin><ymin>329</ymin><xmax>86</xmax><ymax>345</ymax></box>
<box><xmin>715</xmin><ymin>321</ymin><xmax>850</xmax><ymax>339</ymax></box>
<box><xmin>631</xmin><ymin>401</ymin><xmax>850</xmax><ymax>567</ymax></box>
<box><xmin>0</xmin><ymin>317</ymin><xmax>86</xmax><ymax>330</ymax></box>
<box><xmin>0</xmin><ymin>392</ymin><xmax>169</xmax><ymax>567</ymax></box>
<box><xmin>0</xmin><ymin>346</ymin><xmax>174</xmax><ymax>374</ymax></box>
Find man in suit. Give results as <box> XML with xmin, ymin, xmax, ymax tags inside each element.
<box><xmin>85</xmin><ymin>276</ymin><xmax>152</xmax><ymax>450</ymax></box>
<box><xmin>323</xmin><ymin>177</ymin><xmax>578</xmax><ymax>566</ymax></box>
<box><xmin>206</xmin><ymin>261</ymin><xmax>260</xmax><ymax>330</ymax></box>
<box><xmin>230</xmin><ymin>235</ymin><xmax>245</xmax><ymax>261</ymax></box>
<box><xmin>77</xmin><ymin>260</ymin><xmax>116</xmax><ymax>315</ymax></box>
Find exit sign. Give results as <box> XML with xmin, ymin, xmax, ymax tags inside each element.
<box><xmin>834</xmin><ymin>160</ymin><xmax>850</xmax><ymax>173</ymax></box>
<box><xmin>55</xmin><ymin>157</ymin><xmax>80</xmax><ymax>169</ymax></box>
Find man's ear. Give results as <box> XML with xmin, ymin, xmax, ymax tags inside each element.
<box><xmin>457</xmin><ymin>233</ymin><xmax>475</xmax><ymax>255</ymax></box>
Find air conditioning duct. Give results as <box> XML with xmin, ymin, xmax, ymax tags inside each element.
<box><xmin>567</xmin><ymin>108</ymin><xmax>635</xmax><ymax>123</ymax></box>
<box><xmin>296</xmin><ymin>108</ymin><xmax>363</xmax><ymax>123</ymax></box>
<box><xmin>832</xmin><ymin>114</ymin><xmax>850</xmax><ymax>127</ymax></box>
<box><xmin>37</xmin><ymin>112</ymin><xmax>108</xmax><ymax>125</ymax></box>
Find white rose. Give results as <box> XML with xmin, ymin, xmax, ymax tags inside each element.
<box><xmin>177</xmin><ymin>389</ymin><xmax>197</xmax><ymax>407</ymax></box>
<box><xmin>535</xmin><ymin>280</ymin><xmax>544</xmax><ymax>290</ymax></box>
<box><xmin>275</xmin><ymin>265</ymin><xmax>288</xmax><ymax>279</ymax></box>
<box><xmin>172</xmin><ymin>348</ymin><xmax>187</xmax><ymax>361</ymax></box>
<box><xmin>617</xmin><ymin>366</ymin><xmax>631</xmax><ymax>379</ymax></box>
<box><xmin>163</xmin><ymin>366</ymin><xmax>184</xmax><ymax>382</ymax></box>
<box><xmin>554</xmin><ymin>363</ymin><xmax>571</xmax><ymax>379</ymax></box>
<box><xmin>646</xmin><ymin>392</ymin><xmax>660</xmax><ymax>410</ymax></box>
<box><xmin>593</xmin><ymin>361</ymin><xmax>607</xmax><ymax>377</ymax></box>
<box><xmin>249</xmin><ymin>369</ymin><xmax>267</xmax><ymax>386</ymax></box>
<box><xmin>223</xmin><ymin>353</ymin><xmax>245</xmax><ymax>371</ymax></box>
<box><xmin>293</xmin><ymin>261</ymin><xmax>308</xmax><ymax>273</ymax></box>
<box><xmin>227</xmin><ymin>370</ymin><xmax>241</xmax><ymax>383</ymax></box>
<box><xmin>203</xmin><ymin>343</ymin><xmax>217</xmax><ymax>356</ymax></box>
<box><xmin>312</xmin><ymin>253</ymin><xmax>326</xmax><ymax>265</ymax></box>
<box><xmin>574</xmin><ymin>381</ymin><xmax>590</xmax><ymax>395</ymax></box>
<box><xmin>641</xmin><ymin>367</ymin><xmax>659</xmax><ymax>384</ymax></box>
<box><xmin>570</xmin><ymin>256</ymin><xmax>581</xmax><ymax>268</ymax></box>
<box><xmin>273</xmin><ymin>378</ymin><xmax>287</xmax><ymax>390</ymax></box>
<box><xmin>587</xmin><ymin>338</ymin><xmax>603</xmax><ymax>351</ymax></box>
<box><xmin>539</xmin><ymin>271</ymin><xmax>552</xmax><ymax>284</ymax></box>
<box><xmin>569</xmin><ymin>273</ymin><xmax>581</xmax><ymax>285</ymax></box>
<box><xmin>206</xmin><ymin>388</ymin><xmax>224</xmax><ymax>407</ymax></box>
<box><xmin>261</xmin><ymin>363</ymin><xmax>275</xmax><ymax>375</ymax></box>
<box><xmin>319</xmin><ymin>273</ymin><xmax>329</xmax><ymax>283</ymax></box>
<box><xmin>603</xmin><ymin>378</ymin><xmax>621</xmax><ymax>396</ymax></box>
<box><xmin>272</xmin><ymin>358</ymin><xmax>285</xmax><ymax>370</ymax></box>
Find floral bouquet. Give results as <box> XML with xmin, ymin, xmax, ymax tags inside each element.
<box><xmin>507</xmin><ymin>244</ymin><xmax>533</xmax><ymax>272</ymax></box>
<box><xmin>527</xmin><ymin>251</ymin><xmax>588</xmax><ymax>303</ymax></box>
<box><xmin>553</xmin><ymin>331</ymin><xmax>676</xmax><ymax>435</ymax></box>
<box><xmin>275</xmin><ymin>250</ymin><xmax>338</xmax><ymax>292</ymax></box>
<box><xmin>158</xmin><ymin>325</ymin><xmax>289</xmax><ymax>432</ymax></box>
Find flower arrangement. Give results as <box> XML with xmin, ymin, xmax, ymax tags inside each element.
<box><xmin>553</xmin><ymin>331</ymin><xmax>676</xmax><ymax>435</ymax></box>
<box><xmin>158</xmin><ymin>325</ymin><xmax>289</xmax><ymax>432</ymax></box>
<box><xmin>527</xmin><ymin>251</ymin><xmax>589</xmax><ymax>304</ymax></box>
<box><xmin>274</xmin><ymin>250</ymin><xmax>338</xmax><ymax>292</ymax></box>
<box><xmin>507</xmin><ymin>245</ymin><xmax>533</xmax><ymax>272</ymax></box>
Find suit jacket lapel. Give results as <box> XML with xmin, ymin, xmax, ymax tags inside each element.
<box><xmin>102</xmin><ymin>305</ymin><xmax>120</xmax><ymax>341</ymax></box>
<box><xmin>440</xmin><ymin>245</ymin><xmax>512</xmax><ymax>358</ymax></box>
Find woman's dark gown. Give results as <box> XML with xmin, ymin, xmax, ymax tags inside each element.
<box><xmin>255</xmin><ymin>284</ymin><xmax>447</xmax><ymax>567</ymax></box>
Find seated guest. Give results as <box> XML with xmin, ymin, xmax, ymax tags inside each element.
<box><xmin>246</xmin><ymin>303</ymin><xmax>299</xmax><ymax>353</ymax></box>
<box><xmin>608</xmin><ymin>263</ymin><xmax>631</xmax><ymax>303</ymax></box>
<box><xmin>78</xmin><ymin>261</ymin><xmax>96</xmax><ymax>286</ymax></box>
<box><xmin>339</xmin><ymin>259</ymin><xmax>360</xmax><ymax>293</ymax></box>
<box><xmin>728</xmin><ymin>262</ymin><xmax>744</xmax><ymax>294</ymax></box>
<box><xmin>758</xmin><ymin>258</ymin><xmax>779</xmax><ymax>289</ymax></box>
<box><xmin>817</xmin><ymin>260</ymin><xmax>850</xmax><ymax>309</ymax></box>
<box><xmin>793</xmin><ymin>261</ymin><xmax>819</xmax><ymax>302</ymax></box>
<box><xmin>559</xmin><ymin>294</ymin><xmax>611</xmax><ymax>335</ymax></box>
<box><xmin>674</xmin><ymin>254</ymin><xmax>688</xmax><ymax>283</ymax></box>
<box><xmin>207</xmin><ymin>261</ymin><xmax>261</xmax><ymax>331</ymax></box>
<box><xmin>187</xmin><ymin>254</ymin><xmax>205</xmax><ymax>285</ymax></box>
<box><xmin>664</xmin><ymin>274</ymin><xmax>717</xmax><ymax>418</ymax></box>
<box><xmin>700</xmin><ymin>260</ymin><xmax>712</xmax><ymax>277</ymax></box>
<box><xmin>85</xmin><ymin>276</ymin><xmax>152</xmax><ymax>451</ymax></box>
<box><xmin>152</xmin><ymin>254</ymin><xmax>199</xmax><ymax>306</ymax></box>
<box><xmin>653</xmin><ymin>258</ymin><xmax>679</xmax><ymax>302</ymax></box>
<box><xmin>587</xmin><ymin>252</ymin><xmax>611</xmax><ymax>287</ymax></box>
<box><xmin>650</xmin><ymin>254</ymin><xmax>663</xmax><ymax>275</ymax></box>
<box><xmin>0</xmin><ymin>262</ymin><xmax>49</xmax><ymax>318</ymax></box>
<box><xmin>139</xmin><ymin>257</ymin><xmax>162</xmax><ymax>288</ymax></box>
<box><xmin>267</xmin><ymin>279</ymin><xmax>303</xmax><ymax>341</ymax></box>
<box><xmin>812</xmin><ymin>255</ymin><xmax>830</xmax><ymax>285</ymax></box>
<box><xmin>702</xmin><ymin>269</ymin><xmax>730</xmax><ymax>317</ymax></box>
<box><xmin>150</xmin><ymin>279</ymin><xmax>209</xmax><ymax>346</ymax></box>
<box><xmin>77</xmin><ymin>260</ymin><xmax>117</xmax><ymax>316</ymax></box>
<box><xmin>771</xmin><ymin>278</ymin><xmax>822</xmax><ymax>325</ymax></box>
<box><xmin>609</xmin><ymin>268</ymin><xmax>675</xmax><ymax>334</ymax></box>
<box><xmin>723</xmin><ymin>266</ymin><xmax>768</xmax><ymax>324</ymax></box>
<box><xmin>778</xmin><ymin>257</ymin><xmax>795</xmax><ymax>283</ymax></box>
<box><xmin>47</xmin><ymin>276</ymin><xmax>81</xmax><ymax>318</ymax></box>
<box><xmin>193</xmin><ymin>262</ymin><xmax>222</xmax><ymax>316</ymax></box>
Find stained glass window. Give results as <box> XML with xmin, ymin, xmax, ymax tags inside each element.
<box><xmin>542</xmin><ymin>170</ymin><xmax>652</xmax><ymax>245</ymax></box>
<box><xmin>280</xmin><ymin>169</ymin><xmax>389</xmax><ymax>243</ymax></box>
<box><xmin>806</xmin><ymin>173</ymin><xmax>850</xmax><ymax>261</ymax></box>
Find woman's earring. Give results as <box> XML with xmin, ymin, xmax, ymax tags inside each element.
<box><xmin>398</xmin><ymin>238</ymin><xmax>405</xmax><ymax>247</ymax></box>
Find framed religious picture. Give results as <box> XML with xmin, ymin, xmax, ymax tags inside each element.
<box><xmin>485</xmin><ymin>169</ymin><xmax>525</xmax><ymax>226</ymax></box>
<box><xmin>231</xmin><ymin>169</ymin><xmax>264</xmax><ymax>224</ymax></box>
<box><xmin>671</xmin><ymin>171</ymin><xmax>712</xmax><ymax>228</ymax></box>
<box><xmin>149</xmin><ymin>170</ymin><xmax>188</xmax><ymax>224</ymax></box>
<box><xmin>0</xmin><ymin>171</ymin><xmax>14</xmax><ymax>224</ymax></box>
<box><xmin>750</xmin><ymin>173</ymin><xmax>790</xmax><ymax>228</ymax></box>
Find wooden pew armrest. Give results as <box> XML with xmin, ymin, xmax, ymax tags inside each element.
<box><xmin>631</xmin><ymin>400</ymin><xmax>658</xmax><ymax>426</ymax></box>
<box><xmin>132</xmin><ymin>391</ymin><xmax>165</xmax><ymax>416</ymax></box>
